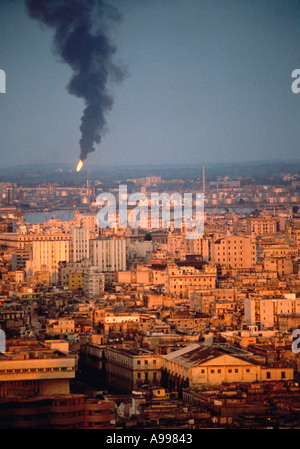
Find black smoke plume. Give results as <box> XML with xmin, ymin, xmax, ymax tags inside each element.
<box><xmin>25</xmin><ymin>0</ymin><xmax>125</xmax><ymax>162</ymax></box>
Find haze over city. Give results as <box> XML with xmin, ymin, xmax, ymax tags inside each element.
<box><xmin>1</xmin><ymin>0</ymin><xmax>300</xmax><ymax>169</ymax></box>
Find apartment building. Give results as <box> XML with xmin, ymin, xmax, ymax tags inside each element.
<box><xmin>116</xmin><ymin>267</ymin><xmax>166</xmax><ymax>286</ymax></box>
<box><xmin>83</xmin><ymin>267</ymin><xmax>105</xmax><ymax>298</ymax></box>
<box><xmin>211</xmin><ymin>235</ymin><xmax>256</xmax><ymax>269</ymax></box>
<box><xmin>290</xmin><ymin>228</ymin><xmax>300</xmax><ymax>250</ymax></box>
<box><xmin>68</xmin><ymin>272</ymin><xmax>83</xmax><ymax>290</ymax></box>
<box><xmin>185</xmin><ymin>236</ymin><xmax>210</xmax><ymax>260</ymax></box>
<box><xmin>166</xmin><ymin>264</ymin><xmax>217</xmax><ymax>297</ymax></box>
<box><xmin>89</xmin><ymin>238</ymin><xmax>126</xmax><ymax>272</ymax></box>
<box><xmin>258</xmin><ymin>240</ymin><xmax>297</xmax><ymax>260</ymax></box>
<box><xmin>73</xmin><ymin>211</ymin><xmax>99</xmax><ymax>234</ymax></box>
<box><xmin>0</xmin><ymin>307</ymin><xmax>31</xmax><ymax>331</ymax></box>
<box><xmin>244</xmin><ymin>294</ymin><xmax>300</xmax><ymax>328</ymax></box>
<box><xmin>105</xmin><ymin>347</ymin><xmax>162</xmax><ymax>394</ymax></box>
<box><xmin>11</xmin><ymin>248</ymin><xmax>31</xmax><ymax>271</ymax></box>
<box><xmin>244</xmin><ymin>216</ymin><xmax>284</xmax><ymax>235</ymax></box>
<box><xmin>263</xmin><ymin>256</ymin><xmax>294</xmax><ymax>277</ymax></box>
<box><xmin>58</xmin><ymin>259</ymin><xmax>91</xmax><ymax>287</ymax></box>
<box><xmin>71</xmin><ymin>227</ymin><xmax>89</xmax><ymax>262</ymax></box>
<box><xmin>0</xmin><ymin>232</ymin><xmax>71</xmax><ymax>252</ymax></box>
<box><xmin>27</xmin><ymin>237</ymin><xmax>70</xmax><ymax>284</ymax></box>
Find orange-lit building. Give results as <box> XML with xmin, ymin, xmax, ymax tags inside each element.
<box><xmin>0</xmin><ymin>339</ymin><xmax>75</xmax><ymax>399</ymax></box>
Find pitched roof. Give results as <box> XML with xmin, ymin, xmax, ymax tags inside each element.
<box><xmin>163</xmin><ymin>343</ymin><xmax>261</xmax><ymax>368</ymax></box>
<box><xmin>163</xmin><ymin>344</ymin><xmax>223</xmax><ymax>367</ymax></box>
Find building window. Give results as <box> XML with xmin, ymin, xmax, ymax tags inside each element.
<box><xmin>218</xmin><ymin>369</ymin><xmax>221</xmax><ymax>373</ymax></box>
<box><xmin>266</xmin><ymin>372</ymin><xmax>271</xmax><ymax>379</ymax></box>
<box><xmin>281</xmin><ymin>371</ymin><xmax>286</xmax><ymax>379</ymax></box>
<box><xmin>228</xmin><ymin>369</ymin><xmax>232</xmax><ymax>373</ymax></box>
<box><xmin>235</xmin><ymin>369</ymin><xmax>238</xmax><ymax>373</ymax></box>
<box><xmin>210</xmin><ymin>369</ymin><xmax>214</xmax><ymax>374</ymax></box>
<box><xmin>201</xmin><ymin>369</ymin><xmax>205</xmax><ymax>374</ymax></box>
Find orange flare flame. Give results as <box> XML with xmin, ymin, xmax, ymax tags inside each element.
<box><xmin>76</xmin><ymin>159</ymin><xmax>83</xmax><ymax>172</ymax></box>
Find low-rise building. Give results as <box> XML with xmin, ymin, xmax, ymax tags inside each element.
<box><xmin>161</xmin><ymin>343</ymin><xmax>293</xmax><ymax>391</ymax></box>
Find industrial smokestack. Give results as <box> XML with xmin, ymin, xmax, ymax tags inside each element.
<box><xmin>25</xmin><ymin>0</ymin><xmax>125</xmax><ymax>163</ymax></box>
<box><xmin>202</xmin><ymin>163</ymin><xmax>205</xmax><ymax>196</ymax></box>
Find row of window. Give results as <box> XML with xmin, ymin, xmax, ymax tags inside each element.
<box><xmin>198</xmin><ymin>368</ymin><xmax>287</xmax><ymax>378</ymax></box>
<box><xmin>137</xmin><ymin>359</ymin><xmax>157</xmax><ymax>365</ymax></box>
<box><xmin>200</xmin><ymin>368</ymin><xmax>250</xmax><ymax>374</ymax></box>
<box><xmin>0</xmin><ymin>367</ymin><xmax>73</xmax><ymax>374</ymax></box>
<box><xmin>137</xmin><ymin>371</ymin><xmax>158</xmax><ymax>380</ymax></box>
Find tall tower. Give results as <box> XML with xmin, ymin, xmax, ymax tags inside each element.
<box><xmin>202</xmin><ymin>163</ymin><xmax>205</xmax><ymax>196</ymax></box>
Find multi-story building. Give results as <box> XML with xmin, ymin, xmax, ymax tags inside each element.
<box><xmin>89</xmin><ymin>238</ymin><xmax>126</xmax><ymax>272</ymax></box>
<box><xmin>0</xmin><ymin>232</ymin><xmax>71</xmax><ymax>253</ymax></box>
<box><xmin>0</xmin><ymin>307</ymin><xmax>31</xmax><ymax>331</ymax></box>
<box><xmin>105</xmin><ymin>347</ymin><xmax>162</xmax><ymax>394</ymax></box>
<box><xmin>166</xmin><ymin>264</ymin><xmax>217</xmax><ymax>297</ymax></box>
<box><xmin>0</xmin><ymin>339</ymin><xmax>76</xmax><ymax>399</ymax></box>
<box><xmin>166</xmin><ymin>312</ymin><xmax>208</xmax><ymax>332</ymax></box>
<box><xmin>11</xmin><ymin>248</ymin><xmax>31</xmax><ymax>271</ymax></box>
<box><xmin>263</xmin><ymin>256</ymin><xmax>294</xmax><ymax>277</ymax></box>
<box><xmin>58</xmin><ymin>259</ymin><xmax>91</xmax><ymax>287</ymax></box>
<box><xmin>258</xmin><ymin>240</ymin><xmax>297</xmax><ymax>260</ymax></box>
<box><xmin>68</xmin><ymin>272</ymin><xmax>83</xmax><ymax>290</ymax></box>
<box><xmin>185</xmin><ymin>236</ymin><xmax>210</xmax><ymax>260</ymax></box>
<box><xmin>73</xmin><ymin>210</ymin><xmax>99</xmax><ymax>235</ymax></box>
<box><xmin>244</xmin><ymin>294</ymin><xmax>300</xmax><ymax>329</ymax></box>
<box><xmin>71</xmin><ymin>227</ymin><xmax>90</xmax><ymax>262</ymax></box>
<box><xmin>244</xmin><ymin>216</ymin><xmax>284</xmax><ymax>235</ymax></box>
<box><xmin>0</xmin><ymin>394</ymin><xmax>115</xmax><ymax>429</ymax></box>
<box><xmin>46</xmin><ymin>318</ymin><xmax>75</xmax><ymax>336</ymax></box>
<box><xmin>26</xmin><ymin>236</ymin><xmax>70</xmax><ymax>284</ymax></box>
<box><xmin>83</xmin><ymin>267</ymin><xmax>105</xmax><ymax>298</ymax></box>
<box><xmin>211</xmin><ymin>235</ymin><xmax>256</xmax><ymax>269</ymax></box>
<box><xmin>104</xmin><ymin>314</ymin><xmax>140</xmax><ymax>336</ymax></box>
<box><xmin>290</xmin><ymin>228</ymin><xmax>300</xmax><ymax>251</ymax></box>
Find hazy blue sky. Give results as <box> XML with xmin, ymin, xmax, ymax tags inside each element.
<box><xmin>0</xmin><ymin>0</ymin><xmax>300</xmax><ymax>169</ymax></box>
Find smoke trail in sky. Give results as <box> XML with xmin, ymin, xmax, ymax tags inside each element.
<box><xmin>25</xmin><ymin>0</ymin><xmax>125</xmax><ymax>162</ymax></box>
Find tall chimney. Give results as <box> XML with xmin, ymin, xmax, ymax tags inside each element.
<box><xmin>202</xmin><ymin>163</ymin><xmax>205</xmax><ymax>196</ymax></box>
